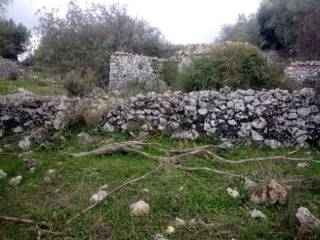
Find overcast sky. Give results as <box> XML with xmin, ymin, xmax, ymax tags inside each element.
<box><xmin>6</xmin><ymin>0</ymin><xmax>262</xmax><ymax>44</ymax></box>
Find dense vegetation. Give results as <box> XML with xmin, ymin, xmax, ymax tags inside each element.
<box><xmin>169</xmin><ymin>42</ymin><xmax>287</xmax><ymax>92</ymax></box>
<box><xmin>35</xmin><ymin>2</ymin><xmax>175</xmax><ymax>85</ymax></box>
<box><xmin>0</xmin><ymin>0</ymin><xmax>30</xmax><ymax>61</ymax></box>
<box><xmin>218</xmin><ymin>0</ymin><xmax>320</xmax><ymax>60</ymax></box>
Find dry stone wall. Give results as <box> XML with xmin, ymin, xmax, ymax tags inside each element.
<box><xmin>104</xmin><ymin>87</ymin><xmax>320</xmax><ymax>147</ymax></box>
<box><xmin>284</xmin><ymin>61</ymin><xmax>320</xmax><ymax>86</ymax></box>
<box><xmin>109</xmin><ymin>52</ymin><xmax>166</xmax><ymax>92</ymax></box>
<box><xmin>0</xmin><ymin>57</ymin><xmax>29</xmax><ymax>80</ymax></box>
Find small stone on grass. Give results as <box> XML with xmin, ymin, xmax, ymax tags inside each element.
<box><xmin>166</xmin><ymin>226</ymin><xmax>175</xmax><ymax>235</ymax></box>
<box><xmin>130</xmin><ymin>200</ymin><xmax>150</xmax><ymax>216</ymax></box>
<box><xmin>9</xmin><ymin>176</ymin><xmax>22</xmax><ymax>187</ymax></box>
<box><xmin>250</xmin><ymin>209</ymin><xmax>266</xmax><ymax>219</ymax></box>
<box><xmin>227</xmin><ymin>187</ymin><xmax>240</xmax><ymax>198</ymax></box>
<box><xmin>90</xmin><ymin>191</ymin><xmax>108</xmax><ymax>204</ymax></box>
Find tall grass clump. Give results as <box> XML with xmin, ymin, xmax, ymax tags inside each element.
<box><xmin>63</xmin><ymin>67</ymin><xmax>96</xmax><ymax>97</ymax></box>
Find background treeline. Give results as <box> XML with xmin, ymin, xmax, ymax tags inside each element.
<box><xmin>217</xmin><ymin>0</ymin><xmax>320</xmax><ymax>60</ymax></box>
<box><xmin>34</xmin><ymin>2</ymin><xmax>179</xmax><ymax>85</ymax></box>
<box><xmin>0</xmin><ymin>0</ymin><xmax>30</xmax><ymax>60</ymax></box>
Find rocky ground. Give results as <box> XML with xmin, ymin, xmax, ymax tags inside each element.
<box><xmin>0</xmin><ymin>84</ymin><xmax>320</xmax><ymax>239</ymax></box>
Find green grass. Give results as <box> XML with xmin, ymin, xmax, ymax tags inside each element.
<box><xmin>0</xmin><ymin>79</ymin><xmax>66</xmax><ymax>96</ymax></box>
<box><xmin>0</xmin><ymin>128</ymin><xmax>319</xmax><ymax>239</ymax></box>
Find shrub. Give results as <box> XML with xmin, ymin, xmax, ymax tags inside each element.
<box><xmin>174</xmin><ymin>42</ymin><xmax>287</xmax><ymax>92</ymax></box>
<box><xmin>63</xmin><ymin>67</ymin><xmax>96</xmax><ymax>97</ymax></box>
<box><xmin>161</xmin><ymin>61</ymin><xmax>179</xmax><ymax>86</ymax></box>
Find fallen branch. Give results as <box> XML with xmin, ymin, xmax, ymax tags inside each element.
<box><xmin>170</xmin><ymin>164</ymin><xmax>246</xmax><ymax>180</ymax></box>
<box><xmin>67</xmin><ymin>164</ymin><xmax>163</xmax><ymax>224</ymax></box>
<box><xmin>69</xmin><ymin>140</ymin><xmax>147</xmax><ymax>158</ymax></box>
<box><xmin>0</xmin><ymin>215</ymin><xmax>50</xmax><ymax>227</ymax></box>
<box><xmin>207</xmin><ymin>152</ymin><xmax>318</xmax><ymax>164</ymax></box>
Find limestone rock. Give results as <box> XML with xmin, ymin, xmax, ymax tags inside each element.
<box><xmin>18</xmin><ymin>137</ymin><xmax>31</xmax><ymax>151</ymax></box>
<box><xmin>175</xmin><ymin>218</ymin><xmax>186</xmax><ymax>227</ymax></box>
<box><xmin>227</xmin><ymin>187</ymin><xmax>240</xmax><ymax>198</ymax></box>
<box><xmin>171</xmin><ymin>130</ymin><xmax>199</xmax><ymax>140</ymax></box>
<box><xmin>130</xmin><ymin>200</ymin><xmax>150</xmax><ymax>216</ymax></box>
<box><xmin>0</xmin><ymin>169</ymin><xmax>7</xmax><ymax>180</ymax></box>
<box><xmin>77</xmin><ymin>132</ymin><xmax>93</xmax><ymax>145</ymax></box>
<box><xmin>90</xmin><ymin>191</ymin><xmax>108</xmax><ymax>204</ymax></box>
<box><xmin>297</xmin><ymin>163</ymin><xmax>309</xmax><ymax>168</ymax></box>
<box><xmin>244</xmin><ymin>178</ymin><xmax>258</xmax><ymax>191</ymax></box>
<box><xmin>250</xmin><ymin>209</ymin><xmax>266</xmax><ymax>219</ymax></box>
<box><xmin>296</xmin><ymin>207</ymin><xmax>320</xmax><ymax>229</ymax></box>
<box><xmin>251</xmin><ymin>130</ymin><xmax>264</xmax><ymax>142</ymax></box>
<box><xmin>20</xmin><ymin>152</ymin><xmax>40</xmax><ymax>169</ymax></box>
<box><xmin>154</xmin><ymin>234</ymin><xmax>167</xmax><ymax>240</ymax></box>
<box><xmin>251</xmin><ymin>179</ymin><xmax>287</xmax><ymax>204</ymax></box>
<box><xmin>166</xmin><ymin>226</ymin><xmax>175</xmax><ymax>235</ymax></box>
<box><xmin>31</xmin><ymin>127</ymin><xmax>49</xmax><ymax>142</ymax></box>
<box><xmin>9</xmin><ymin>175</ymin><xmax>22</xmax><ymax>187</ymax></box>
<box><xmin>12</xmin><ymin>126</ymin><xmax>23</xmax><ymax>133</ymax></box>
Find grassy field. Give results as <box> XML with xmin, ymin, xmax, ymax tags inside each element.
<box><xmin>0</xmin><ymin>79</ymin><xmax>66</xmax><ymax>96</ymax></box>
<box><xmin>0</xmin><ymin>127</ymin><xmax>319</xmax><ymax>240</ymax></box>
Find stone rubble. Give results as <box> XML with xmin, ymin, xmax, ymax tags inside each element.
<box><xmin>104</xmin><ymin>88</ymin><xmax>320</xmax><ymax>146</ymax></box>
<box><xmin>251</xmin><ymin>179</ymin><xmax>287</xmax><ymax>205</ymax></box>
<box><xmin>18</xmin><ymin>137</ymin><xmax>31</xmax><ymax>151</ymax></box>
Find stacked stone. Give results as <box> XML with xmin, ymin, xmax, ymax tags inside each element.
<box><xmin>0</xmin><ymin>57</ymin><xmax>30</xmax><ymax>80</ymax></box>
<box><xmin>105</xmin><ymin>87</ymin><xmax>320</xmax><ymax>147</ymax></box>
<box><xmin>0</xmin><ymin>89</ymin><xmax>77</xmax><ymax>131</ymax></box>
<box><xmin>109</xmin><ymin>52</ymin><xmax>163</xmax><ymax>92</ymax></box>
<box><xmin>284</xmin><ymin>61</ymin><xmax>320</xmax><ymax>86</ymax></box>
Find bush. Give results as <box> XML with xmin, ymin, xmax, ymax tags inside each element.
<box><xmin>173</xmin><ymin>42</ymin><xmax>287</xmax><ymax>92</ymax></box>
<box><xmin>161</xmin><ymin>61</ymin><xmax>179</xmax><ymax>86</ymax></box>
<box><xmin>63</xmin><ymin>67</ymin><xmax>96</xmax><ymax>97</ymax></box>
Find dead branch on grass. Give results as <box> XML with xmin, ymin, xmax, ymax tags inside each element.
<box><xmin>67</xmin><ymin>164</ymin><xmax>163</xmax><ymax>224</ymax></box>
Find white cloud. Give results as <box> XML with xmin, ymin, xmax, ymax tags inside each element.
<box><xmin>7</xmin><ymin>0</ymin><xmax>262</xmax><ymax>44</ymax></box>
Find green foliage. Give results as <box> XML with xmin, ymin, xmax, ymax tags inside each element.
<box><xmin>174</xmin><ymin>42</ymin><xmax>286</xmax><ymax>92</ymax></box>
<box><xmin>161</xmin><ymin>61</ymin><xmax>179</xmax><ymax>86</ymax></box>
<box><xmin>63</xmin><ymin>67</ymin><xmax>96</xmax><ymax>97</ymax></box>
<box><xmin>296</xmin><ymin>7</ymin><xmax>320</xmax><ymax>60</ymax></box>
<box><xmin>0</xmin><ymin>19</ymin><xmax>30</xmax><ymax>60</ymax></box>
<box><xmin>257</xmin><ymin>0</ymin><xmax>320</xmax><ymax>57</ymax></box>
<box><xmin>0</xmin><ymin>129</ymin><xmax>320</xmax><ymax>239</ymax></box>
<box><xmin>217</xmin><ymin>14</ymin><xmax>262</xmax><ymax>47</ymax></box>
<box><xmin>0</xmin><ymin>79</ymin><xmax>66</xmax><ymax>96</ymax></box>
<box><xmin>217</xmin><ymin>0</ymin><xmax>320</xmax><ymax>60</ymax></box>
<box><xmin>35</xmin><ymin>2</ymin><xmax>173</xmax><ymax>85</ymax></box>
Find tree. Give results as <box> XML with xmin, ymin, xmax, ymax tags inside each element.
<box><xmin>257</xmin><ymin>0</ymin><xmax>320</xmax><ymax>57</ymax></box>
<box><xmin>0</xmin><ymin>19</ymin><xmax>30</xmax><ymax>60</ymax></box>
<box><xmin>35</xmin><ymin>1</ymin><xmax>174</xmax><ymax>84</ymax></box>
<box><xmin>296</xmin><ymin>8</ymin><xmax>320</xmax><ymax>60</ymax></box>
<box><xmin>216</xmin><ymin>14</ymin><xmax>262</xmax><ymax>47</ymax></box>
